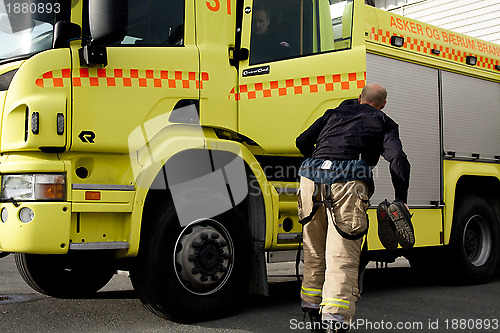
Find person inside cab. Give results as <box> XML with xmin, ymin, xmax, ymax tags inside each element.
<box><xmin>250</xmin><ymin>5</ymin><xmax>294</xmax><ymax>64</ymax></box>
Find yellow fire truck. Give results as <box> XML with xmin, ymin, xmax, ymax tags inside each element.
<box><xmin>0</xmin><ymin>0</ymin><xmax>499</xmax><ymax>321</ymax></box>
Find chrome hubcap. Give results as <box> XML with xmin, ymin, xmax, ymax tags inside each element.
<box><xmin>463</xmin><ymin>215</ymin><xmax>492</xmax><ymax>267</ymax></box>
<box><xmin>174</xmin><ymin>219</ymin><xmax>234</xmax><ymax>295</ymax></box>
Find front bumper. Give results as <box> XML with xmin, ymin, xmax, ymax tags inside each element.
<box><xmin>0</xmin><ymin>201</ymin><xmax>71</xmax><ymax>254</ymax></box>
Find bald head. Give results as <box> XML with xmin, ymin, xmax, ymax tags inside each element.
<box><xmin>359</xmin><ymin>83</ymin><xmax>387</xmax><ymax>110</ymax></box>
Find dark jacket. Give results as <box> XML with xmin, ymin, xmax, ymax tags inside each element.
<box><xmin>296</xmin><ymin>103</ymin><xmax>410</xmax><ymax>203</ymax></box>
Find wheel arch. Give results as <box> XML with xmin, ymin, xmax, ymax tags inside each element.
<box><xmin>130</xmin><ymin>139</ymin><xmax>275</xmax><ymax>295</ymax></box>
<box><xmin>449</xmin><ymin>175</ymin><xmax>500</xmax><ymax>243</ymax></box>
<box><xmin>454</xmin><ymin>175</ymin><xmax>500</xmax><ymax>212</ymax></box>
<box><xmin>443</xmin><ymin>160</ymin><xmax>500</xmax><ymax>245</ymax></box>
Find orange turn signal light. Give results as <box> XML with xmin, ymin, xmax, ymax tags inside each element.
<box><xmin>85</xmin><ymin>191</ymin><xmax>101</xmax><ymax>200</ymax></box>
<box><xmin>37</xmin><ymin>183</ymin><xmax>65</xmax><ymax>200</ymax></box>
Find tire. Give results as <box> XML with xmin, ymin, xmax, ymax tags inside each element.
<box><xmin>0</xmin><ymin>251</ymin><xmax>10</xmax><ymax>259</ymax></box>
<box><xmin>130</xmin><ymin>200</ymin><xmax>251</xmax><ymax>323</ymax></box>
<box><xmin>15</xmin><ymin>252</ymin><xmax>116</xmax><ymax>297</ymax></box>
<box><xmin>448</xmin><ymin>195</ymin><xmax>500</xmax><ymax>284</ymax></box>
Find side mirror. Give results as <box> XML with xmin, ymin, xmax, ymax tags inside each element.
<box><xmin>53</xmin><ymin>21</ymin><xmax>81</xmax><ymax>48</ymax></box>
<box><xmin>81</xmin><ymin>0</ymin><xmax>127</xmax><ymax>66</ymax></box>
<box><xmin>89</xmin><ymin>0</ymin><xmax>127</xmax><ymax>46</ymax></box>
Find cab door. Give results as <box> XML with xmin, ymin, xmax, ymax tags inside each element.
<box><xmin>70</xmin><ymin>0</ymin><xmax>199</xmax><ymax>154</ymax></box>
<box><xmin>237</xmin><ymin>0</ymin><xmax>366</xmax><ymax>154</ymax></box>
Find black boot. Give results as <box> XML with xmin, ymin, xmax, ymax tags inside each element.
<box><xmin>325</xmin><ymin>321</ymin><xmax>350</xmax><ymax>333</ymax></box>
<box><xmin>303</xmin><ymin>308</ymin><xmax>326</xmax><ymax>333</ymax></box>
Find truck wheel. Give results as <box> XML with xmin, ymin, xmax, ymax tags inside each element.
<box><xmin>15</xmin><ymin>252</ymin><xmax>116</xmax><ymax>297</ymax></box>
<box><xmin>130</xmin><ymin>201</ymin><xmax>251</xmax><ymax>322</ymax></box>
<box><xmin>449</xmin><ymin>195</ymin><xmax>500</xmax><ymax>284</ymax></box>
<box><xmin>0</xmin><ymin>251</ymin><xmax>10</xmax><ymax>259</ymax></box>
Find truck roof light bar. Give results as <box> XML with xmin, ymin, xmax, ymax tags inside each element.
<box><xmin>390</xmin><ymin>36</ymin><xmax>404</xmax><ymax>47</ymax></box>
<box><xmin>466</xmin><ymin>55</ymin><xmax>477</xmax><ymax>66</ymax></box>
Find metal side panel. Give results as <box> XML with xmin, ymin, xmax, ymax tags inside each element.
<box><xmin>367</xmin><ymin>53</ymin><xmax>441</xmax><ymax>206</ymax></box>
<box><xmin>442</xmin><ymin>71</ymin><xmax>500</xmax><ymax>160</ymax></box>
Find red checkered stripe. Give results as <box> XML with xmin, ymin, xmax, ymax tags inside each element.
<box><xmin>369</xmin><ymin>27</ymin><xmax>500</xmax><ymax>71</ymax></box>
<box><xmin>229</xmin><ymin>72</ymin><xmax>366</xmax><ymax>101</ymax></box>
<box><xmin>35</xmin><ymin>68</ymin><xmax>210</xmax><ymax>89</ymax></box>
<box><xmin>477</xmin><ymin>55</ymin><xmax>499</xmax><ymax>70</ymax></box>
<box><xmin>35</xmin><ymin>68</ymin><xmax>71</xmax><ymax>88</ymax></box>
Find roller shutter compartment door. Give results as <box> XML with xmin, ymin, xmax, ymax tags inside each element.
<box><xmin>367</xmin><ymin>53</ymin><xmax>441</xmax><ymax>207</ymax></box>
<box><xmin>442</xmin><ymin>71</ymin><xmax>500</xmax><ymax>161</ymax></box>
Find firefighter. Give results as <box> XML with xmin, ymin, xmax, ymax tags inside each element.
<box><xmin>296</xmin><ymin>83</ymin><xmax>411</xmax><ymax>332</ymax></box>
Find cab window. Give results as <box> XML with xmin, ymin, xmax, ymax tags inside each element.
<box><xmin>121</xmin><ymin>0</ymin><xmax>184</xmax><ymax>46</ymax></box>
<box><xmin>249</xmin><ymin>0</ymin><xmax>353</xmax><ymax>65</ymax></box>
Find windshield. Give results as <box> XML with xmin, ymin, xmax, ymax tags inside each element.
<box><xmin>0</xmin><ymin>0</ymin><xmax>68</xmax><ymax>61</ymax></box>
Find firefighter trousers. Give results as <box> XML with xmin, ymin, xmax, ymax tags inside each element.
<box><xmin>298</xmin><ymin>176</ymin><xmax>371</xmax><ymax>322</ymax></box>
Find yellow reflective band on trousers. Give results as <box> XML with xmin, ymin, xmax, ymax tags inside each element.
<box><xmin>320</xmin><ymin>298</ymin><xmax>350</xmax><ymax>310</ymax></box>
<box><xmin>301</xmin><ymin>286</ymin><xmax>322</xmax><ymax>298</ymax></box>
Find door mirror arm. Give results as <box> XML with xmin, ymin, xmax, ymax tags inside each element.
<box><xmin>80</xmin><ymin>0</ymin><xmax>128</xmax><ymax>67</ymax></box>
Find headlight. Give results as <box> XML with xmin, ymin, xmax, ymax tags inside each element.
<box><xmin>1</xmin><ymin>174</ymin><xmax>66</xmax><ymax>201</ymax></box>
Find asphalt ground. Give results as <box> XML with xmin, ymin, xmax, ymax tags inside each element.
<box><xmin>1</xmin><ymin>254</ymin><xmax>500</xmax><ymax>333</ymax></box>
